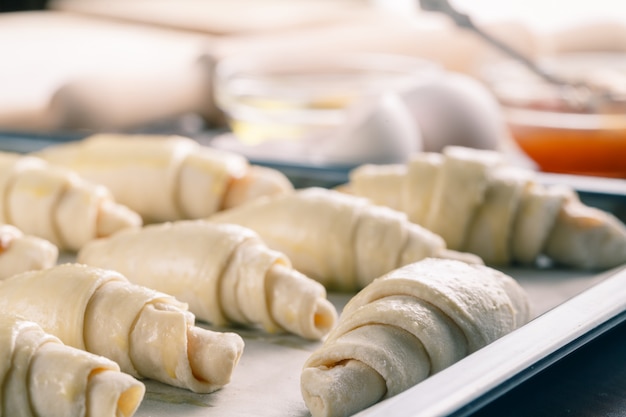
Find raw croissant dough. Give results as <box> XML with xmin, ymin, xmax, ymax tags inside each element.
<box><xmin>347</xmin><ymin>146</ymin><xmax>626</xmax><ymax>269</ymax></box>
<box><xmin>0</xmin><ymin>263</ymin><xmax>244</xmax><ymax>393</ymax></box>
<box><xmin>0</xmin><ymin>313</ymin><xmax>145</xmax><ymax>417</ymax></box>
<box><xmin>300</xmin><ymin>258</ymin><xmax>530</xmax><ymax>417</ymax></box>
<box><xmin>78</xmin><ymin>220</ymin><xmax>337</xmax><ymax>340</ymax></box>
<box><xmin>0</xmin><ymin>224</ymin><xmax>58</xmax><ymax>280</ymax></box>
<box><xmin>209</xmin><ymin>187</ymin><xmax>482</xmax><ymax>291</ymax></box>
<box><xmin>35</xmin><ymin>134</ymin><xmax>294</xmax><ymax>223</ymax></box>
<box><xmin>0</xmin><ymin>151</ymin><xmax>141</xmax><ymax>252</ymax></box>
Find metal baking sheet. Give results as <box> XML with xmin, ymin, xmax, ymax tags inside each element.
<box><xmin>2</xmin><ymin>132</ymin><xmax>626</xmax><ymax>416</ymax></box>
<box><xmin>129</xmin><ymin>265</ymin><xmax>626</xmax><ymax>417</ymax></box>
<box><xmin>360</xmin><ymin>265</ymin><xmax>626</xmax><ymax>417</ymax></box>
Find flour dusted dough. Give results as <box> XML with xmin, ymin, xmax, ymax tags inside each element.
<box><xmin>0</xmin><ymin>224</ymin><xmax>58</xmax><ymax>280</ymax></box>
<box><xmin>209</xmin><ymin>187</ymin><xmax>481</xmax><ymax>291</ymax></box>
<box><xmin>404</xmin><ymin>152</ymin><xmax>444</xmax><ymax>226</ymax></box>
<box><xmin>348</xmin><ymin>163</ymin><xmax>406</xmax><ymax>211</ymax></box>
<box><xmin>0</xmin><ymin>151</ymin><xmax>141</xmax><ymax>252</ymax></box>
<box><xmin>511</xmin><ymin>183</ymin><xmax>575</xmax><ymax>264</ymax></box>
<box><xmin>0</xmin><ymin>313</ymin><xmax>145</xmax><ymax>417</ymax></box>
<box><xmin>545</xmin><ymin>198</ymin><xmax>626</xmax><ymax>269</ymax></box>
<box><xmin>345</xmin><ymin>146</ymin><xmax>626</xmax><ymax>269</ymax></box>
<box><xmin>0</xmin><ymin>263</ymin><xmax>244</xmax><ymax>393</ymax></box>
<box><xmin>463</xmin><ymin>167</ymin><xmax>532</xmax><ymax>265</ymax></box>
<box><xmin>423</xmin><ymin>146</ymin><xmax>503</xmax><ymax>250</ymax></box>
<box><xmin>35</xmin><ymin>134</ymin><xmax>294</xmax><ymax>223</ymax></box>
<box><xmin>78</xmin><ymin>220</ymin><xmax>337</xmax><ymax>340</ymax></box>
<box><xmin>300</xmin><ymin>258</ymin><xmax>530</xmax><ymax>417</ymax></box>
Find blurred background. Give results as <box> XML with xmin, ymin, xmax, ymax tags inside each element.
<box><xmin>0</xmin><ymin>0</ymin><xmax>625</xmax><ymax>182</ymax></box>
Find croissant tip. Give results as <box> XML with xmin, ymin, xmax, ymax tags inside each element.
<box><xmin>96</xmin><ymin>201</ymin><xmax>143</xmax><ymax>239</ymax></box>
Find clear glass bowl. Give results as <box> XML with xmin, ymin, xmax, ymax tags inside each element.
<box><xmin>483</xmin><ymin>53</ymin><xmax>626</xmax><ymax>179</ymax></box>
<box><xmin>213</xmin><ymin>52</ymin><xmax>440</xmax><ymax>146</ymax></box>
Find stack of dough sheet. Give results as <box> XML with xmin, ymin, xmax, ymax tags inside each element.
<box><xmin>0</xmin><ymin>263</ymin><xmax>245</xmax><ymax>394</ymax></box>
<box><xmin>77</xmin><ymin>220</ymin><xmax>338</xmax><ymax>340</ymax></box>
<box><xmin>0</xmin><ymin>224</ymin><xmax>58</xmax><ymax>280</ymax></box>
<box><xmin>0</xmin><ymin>150</ymin><xmax>142</xmax><ymax>252</ymax></box>
<box><xmin>1</xmin><ymin>253</ymin><xmax>618</xmax><ymax>416</ymax></box>
<box><xmin>33</xmin><ymin>133</ymin><xmax>294</xmax><ymax>223</ymax></box>
<box><xmin>123</xmin><ymin>260</ymin><xmax>620</xmax><ymax>417</ymax></box>
<box><xmin>0</xmin><ymin>313</ymin><xmax>145</xmax><ymax>417</ymax></box>
<box><xmin>347</xmin><ymin>146</ymin><xmax>626</xmax><ymax>269</ymax></box>
<box><xmin>0</xmin><ymin>138</ymin><xmax>622</xmax><ymax>417</ymax></box>
<box><xmin>300</xmin><ymin>258</ymin><xmax>530</xmax><ymax>417</ymax></box>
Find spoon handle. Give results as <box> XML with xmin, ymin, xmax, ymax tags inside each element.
<box><xmin>418</xmin><ymin>0</ymin><xmax>565</xmax><ymax>85</ymax></box>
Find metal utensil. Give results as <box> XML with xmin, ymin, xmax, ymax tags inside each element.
<box><xmin>419</xmin><ymin>0</ymin><xmax>567</xmax><ymax>85</ymax></box>
<box><xmin>419</xmin><ymin>0</ymin><xmax>621</xmax><ymax>111</ymax></box>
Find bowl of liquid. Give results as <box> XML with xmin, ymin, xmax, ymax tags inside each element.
<box><xmin>483</xmin><ymin>52</ymin><xmax>626</xmax><ymax>179</ymax></box>
<box><xmin>213</xmin><ymin>52</ymin><xmax>440</xmax><ymax>146</ymax></box>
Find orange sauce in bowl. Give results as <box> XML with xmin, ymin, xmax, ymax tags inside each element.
<box><xmin>505</xmin><ymin>109</ymin><xmax>626</xmax><ymax>179</ymax></box>
<box><xmin>482</xmin><ymin>53</ymin><xmax>626</xmax><ymax>179</ymax></box>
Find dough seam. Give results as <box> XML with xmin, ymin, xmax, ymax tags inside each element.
<box><xmin>340</xmin><ymin>295</ymin><xmax>471</xmax><ymax>358</ymax></box>
<box><xmin>51</xmin><ymin>178</ymin><xmax>73</xmax><ymax>250</ymax></box>
<box><xmin>217</xmin><ymin>236</ymin><xmax>251</xmax><ymax>324</ymax></box>
<box><xmin>167</xmin><ymin>143</ymin><xmax>191</xmax><ymax>220</ymax></box>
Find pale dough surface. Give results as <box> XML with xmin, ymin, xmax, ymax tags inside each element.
<box><xmin>77</xmin><ymin>220</ymin><xmax>337</xmax><ymax>340</ymax></box>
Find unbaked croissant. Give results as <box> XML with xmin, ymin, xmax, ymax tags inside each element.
<box><xmin>77</xmin><ymin>220</ymin><xmax>337</xmax><ymax>340</ymax></box>
<box><xmin>209</xmin><ymin>187</ymin><xmax>482</xmax><ymax>291</ymax></box>
<box><xmin>347</xmin><ymin>146</ymin><xmax>626</xmax><ymax>269</ymax></box>
<box><xmin>0</xmin><ymin>224</ymin><xmax>58</xmax><ymax>280</ymax></box>
<box><xmin>34</xmin><ymin>133</ymin><xmax>294</xmax><ymax>223</ymax></box>
<box><xmin>0</xmin><ymin>151</ymin><xmax>141</xmax><ymax>252</ymax></box>
<box><xmin>0</xmin><ymin>313</ymin><xmax>145</xmax><ymax>417</ymax></box>
<box><xmin>300</xmin><ymin>258</ymin><xmax>530</xmax><ymax>417</ymax></box>
<box><xmin>0</xmin><ymin>263</ymin><xmax>244</xmax><ymax>393</ymax></box>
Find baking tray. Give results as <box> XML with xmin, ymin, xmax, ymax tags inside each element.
<box><xmin>126</xmin><ymin>265</ymin><xmax>626</xmax><ymax>417</ymax></box>
<box><xmin>1</xmin><ymin>131</ymin><xmax>626</xmax><ymax>416</ymax></box>
<box><xmin>3</xmin><ymin>129</ymin><xmax>623</xmax><ymax>222</ymax></box>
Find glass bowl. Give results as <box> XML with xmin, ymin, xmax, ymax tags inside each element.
<box><xmin>213</xmin><ymin>52</ymin><xmax>440</xmax><ymax>146</ymax></box>
<box><xmin>483</xmin><ymin>53</ymin><xmax>626</xmax><ymax>179</ymax></box>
